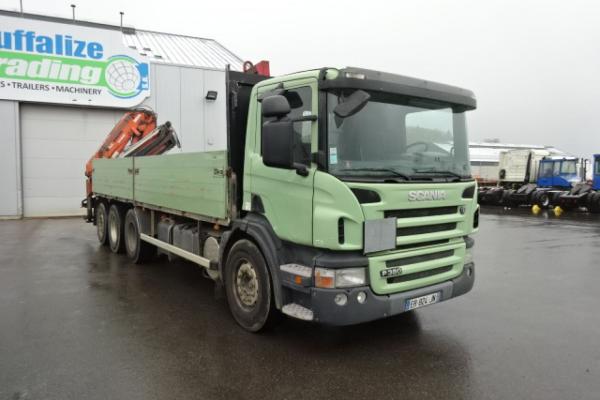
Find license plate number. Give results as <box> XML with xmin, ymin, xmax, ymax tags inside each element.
<box><xmin>405</xmin><ymin>292</ymin><xmax>441</xmax><ymax>311</ymax></box>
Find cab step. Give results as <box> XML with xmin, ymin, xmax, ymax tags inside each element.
<box><xmin>281</xmin><ymin>303</ymin><xmax>314</xmax><ymax>321</ymax></box>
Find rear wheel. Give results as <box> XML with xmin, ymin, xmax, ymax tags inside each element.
<box><xmin>95</xmin><ymin>202</ymin><xmax>108</xmax><ymax>246</ymax></box>
<box><xmin>108</xmin><ymin>204</ymin><xmax>126</xmax><ymax>254</ymax></box>
<box><xmin>124</xmin><ymin>209</ymin><xmax>156</xmax><ymax>263</ymax></box>
<box><xmin>224</xmin><ymin>239</ymin><xmax>274</xmax><ymax>332</ymax></box>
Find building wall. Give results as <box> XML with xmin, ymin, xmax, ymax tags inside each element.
<box><xmin>0</xmin><ymin>64</ymin><xmax>229</xmax><ymax>218</ymax></box>
<box><xmin>144</xmin><ymin>64</ymin><xmax>227</xmax><ymax>153</ymax></box>
<box><xmin>0</xmin><ymin>100</ymin><xmax>21</xmax><ymax>217</ymax></box>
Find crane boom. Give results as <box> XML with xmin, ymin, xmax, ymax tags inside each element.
<box><xmin>83</xmin><ymin>109</ymin><xmax>179</xmax><ymax>221</ymax></box>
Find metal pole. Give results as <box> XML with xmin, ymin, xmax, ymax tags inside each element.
<box><xmin>19</xmin><ymin>0</ymin><xmax>23</xmax><ymax>15</ymax></box>
<box><xmin>71</xmin><ymin>4</ymin><xmax>76</xmax><ymax>21</ymax></box>
<box><xmin>120</xmin><ymin>11</ymin><xmax>124</xmax><ymax>29</ymax></box>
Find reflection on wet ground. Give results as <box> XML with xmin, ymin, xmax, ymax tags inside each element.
<box><xmin>1</xmin><ymin>213</ymin><xmax>599</xmax><ymax>400</ymax></box>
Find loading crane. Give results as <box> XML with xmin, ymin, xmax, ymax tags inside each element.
<box><xmin>83</xmin><ymin>109</ymin><xmax>180</xmax><ymax>221</ymax></box>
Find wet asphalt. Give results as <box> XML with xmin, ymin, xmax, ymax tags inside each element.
<box><xmin>1</xmin><ymin>208</ymin><xmax>600</xmax><ymax>400</ymax></box>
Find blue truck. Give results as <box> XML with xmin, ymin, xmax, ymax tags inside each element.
<box><xmin>479</xmin><ymin>156</ymin><xmax>581</xmax><ymax>208</ymax></box>
<box><xmin>556</xmin><ymin>154</ymin><xmax>600</xmax><ymax>212</ymax></box>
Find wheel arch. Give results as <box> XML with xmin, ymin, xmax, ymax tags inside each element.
<box><xmin>220</xmin><ymin>213</ymin><xmax>285</xmax><ymax>309</ymax></box>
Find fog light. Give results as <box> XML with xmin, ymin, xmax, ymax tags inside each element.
<box><xmin>357</xmin><ymin>291</ymin><xmax>367</xmax><ymax>304</ymax></box>
<box><xmin>334</xmin><ymin>293</ymin><xmax>348</xmax><ymax>306</ymax></box>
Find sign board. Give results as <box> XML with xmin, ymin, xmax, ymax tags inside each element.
<box><xmin>0</xmin><ymin>15</ymin><xmax>150</xmax><ymax>107</ymax></box>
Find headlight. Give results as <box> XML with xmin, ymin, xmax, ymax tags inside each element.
<box><xmin>314</xmin><ymin>267</ymin><xmax>366</xmax><ymax>288</ymax></box>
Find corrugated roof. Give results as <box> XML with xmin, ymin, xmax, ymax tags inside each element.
<box><xmin>122</xmin><ymin>30</ymin><xmax>244</xmax><ymax>71</ymax></box>
<box><xmin>0</xmin><ymin>9</ymin><xmax>244</xmax><ymax>71</ymax></box>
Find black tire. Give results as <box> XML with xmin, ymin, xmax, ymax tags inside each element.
<box><xmin>95</xmin><ymin>202</ymin><xmax>109</xmax><ymax>246</ymax></box>
<box><xmin>224</xmin><ymin>239</ymin><xmax>274</xmax><ymax>332</ymax></box>
<box><xmin>534</xmin><ymin>192</ymin><xmax>550</xmax><ymax>208</ymax></box>
<box><xmin>501</xmin><ymin>189</ymin><xmax>515</xmax><ymax>207</ymax></box>
<box><xmin>107</xmin><ymin>204</ymin><xmax>126</xmax><ymax>254</ymax></box>
<box><xmin>530</xmin><ymin>191</ymin><xmax>539</xmax><ymax>205</ymax></box>
<box><xmin>589</xmin><ymin>193</ymin><xmax>600</xmax><ymax>213</ymax></box>
<box><xmin>124</xmin><ymin>209</ymin><xmax>156</xmax><ymax>263</ymax></box>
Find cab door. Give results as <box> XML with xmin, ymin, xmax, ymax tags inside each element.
<box><xmin>247</xmin><ymin>79</ymin><xmax>317</xmax><ymax>246</ymax></box>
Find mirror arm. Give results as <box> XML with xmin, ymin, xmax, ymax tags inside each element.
<box><xmin>293</xmin><ymin>163</ymin><xmax>310</xmax><ymax>177</ymax></box>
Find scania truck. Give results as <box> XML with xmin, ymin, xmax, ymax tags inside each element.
<box><xmin>85</xmin><ymin>66</ymin><xmax>478</xmax><ymax>331</ymax></box>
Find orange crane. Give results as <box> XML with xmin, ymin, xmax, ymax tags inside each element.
<box><xmin>85</xmin><ymin>109</ymin><xmax>156</xmax><ymax>190</ymax></box>
<box><xmin>83</xmin><ymin>109</ymin><xmax>179</xmax><ymax>221</ymax></box>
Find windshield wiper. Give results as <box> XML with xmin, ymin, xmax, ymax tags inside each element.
<box><xmin>338</xmin><ymin>168</ymin><xmax>411</xmax><ymax>180</ymax></box>
<box><xmin>412</xmin><ymin>169</ymin><xmax>464</xmax><ymax>180</ymax></box>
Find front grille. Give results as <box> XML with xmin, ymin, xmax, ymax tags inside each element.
<box><xmin>386</xmin><ymin>250</ymin><xmax>454</xmax><ymax>268</ymax></box>
<box><xmin>396</xmin><ymin>223</ymin><xmax>456</xmax><ymax>236</ymax></box>
<box><xmin>396</xmin><ymin>239</ymin><xmax>449</xmax><ymax>250</ymax></box>
<box><xmin>385</xmin><ymin>206</ymin><xmax>457</xmax><ymax>219</ymax></box>
<box><xmin>387</xmin><ymin>265</ymin><xmax>453</xmax><ymax>284</ymax></box>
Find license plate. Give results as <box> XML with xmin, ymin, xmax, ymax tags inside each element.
<box><xmin>405</xmin><ymin>292</ymin><xmax>441</xmax><ymax>311</ymax></box>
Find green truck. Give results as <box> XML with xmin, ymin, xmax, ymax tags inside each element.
<box><xmin>87</xmin><ymin>67</ymin><xmax>479</xmax><ymax>331</ymax></box>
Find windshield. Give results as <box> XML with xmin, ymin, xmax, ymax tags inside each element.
<box><xmin>326</xmin><ymin>91</ymin><xmax>471</xmax><ymax>181</ymax></box>
<box><xmin>561</xmin><ymin>160</ymin><xmax>577</xmax><ymax>174</ymax></box>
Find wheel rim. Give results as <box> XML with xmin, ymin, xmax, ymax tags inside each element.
<box><xmin>97</xmin><ymin>209</ymin><xmax>106</xmax><ymax>239</ymax></box>
<box><xmin>541</xmin><ymin>195</ymin><xmax>550</xmax><ymax>207</ymax></box>
<box><xmin>235</xmin><ymin>260</ymin><xmax>259</xmax><ymax>308</ymax></box>
<box><xmin>126</xmin><ymin>221</ymin><xmax>137</xmax><ymax>253</ymax></box>
<box><xmin>109</xmin><ymin>212</ymin><xmax>118</xmax><ymax>245</ymax></box>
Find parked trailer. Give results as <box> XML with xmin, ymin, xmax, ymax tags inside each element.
<box><xmin>86</xmin><ymin>67</ymin><xmax>479</xmax><ymax>331</ymax></box>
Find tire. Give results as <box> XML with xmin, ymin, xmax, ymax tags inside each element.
<box><xmin>95</xmin><ymin>202</ymin><xmax>109</xmax><ymax>246</ymax></box>
<box><xmin>501</xmin><ymin>189</ymin><xmax>515</xmax><ymax>207</ymax></box>
<box><xmin>534</xmin><ymin>192</ymin><xmax>550</xmax><ymax>208</ymax></box>
<box><xmin>124</xmin><ymin>209</ymin><xmax>156</xmax><ymax>263</ymax></box>
<box><xmin>224</xmin><ymin>239</ymin><xmax>274</xmax><ymax>332</ymax></box>
<box><xmin>530</xmin><ymin>191</ymin><xmax>539</xmax><ymax>205</ymax></box>
<box><xmin>108</xmin><ymin>204</ymin><xmax>126</xmax><ymax>254</ymax></box>
<box><xmin>589</xmin><ymin>193</ymin><xmax>600</xmax><ymax>213</ymax></box>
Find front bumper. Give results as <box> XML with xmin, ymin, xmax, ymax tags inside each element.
<box><xmin>308</xmin><ymin>263</ymin><xmax>475</xmax><ymax>326</ymax></box>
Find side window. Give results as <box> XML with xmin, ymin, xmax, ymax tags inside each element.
<box><xmin>284</xmin><ymin>87</ymin><xmax>312</xmax><ymax>165</ymax></box>
<box><xmin>261</xmin><ymin>86</ymin><xmax>312</xmax><ymax>166</ymax></box>
<box><xmin>540</xmin><ymin>162</ymin><xmax>553</xmax><ymax>177</ymax></box>
<box><xmin>553</xmin><ymin>161</ymin><xmax>561</xmax><ymax>176</ymax></box>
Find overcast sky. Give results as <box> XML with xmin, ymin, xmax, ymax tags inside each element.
<box><xmin>1</xmin><ymin>0</ymin><xmax>599</xmax><ymax>157</ymax></box>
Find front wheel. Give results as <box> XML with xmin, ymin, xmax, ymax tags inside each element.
<box><xmin>224</xmin><ymin>239</ymin><xmax>274</xmax><ymax>332</ymax></box>
<box><xmin>534</xmin><ymin>192</ymin><xmax>550</xmax><ymax>208</ymax></box>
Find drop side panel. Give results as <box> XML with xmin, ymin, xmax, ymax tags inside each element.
<box><xmin>133</xmin><ymin>151</ymin><xmax>229</xmax><ymax>219</ymax></box>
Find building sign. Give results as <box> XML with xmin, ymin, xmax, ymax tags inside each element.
<box><xmin>0</xmin><ymin>15</ymin><xmax>150</xmax><ymax>107</ymax></box>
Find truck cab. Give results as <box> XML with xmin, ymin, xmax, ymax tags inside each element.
<box><xmin>536</xmin><ymin>157</ymin><xmax>579</xmax><ymax>189</ymax></box>
<box><xmin>593</xmin><ymin>154</ymin><xmax>600</xmax><ymax>190</ymax></box>
<box><xmin>236</xmin><ymin>67</ymin><xmax>478</xmax><ymax>326</ymax></box>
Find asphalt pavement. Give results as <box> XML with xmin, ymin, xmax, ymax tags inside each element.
<box><xmin>1</xmin><ymin>208</ymin><xmax>599</xmax><ymax>400</ymax></box>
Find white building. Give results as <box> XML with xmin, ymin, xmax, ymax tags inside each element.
<box><xmin>0</xmin><ymin>10</ymin><xmax>243</xmax><ymax>218</ymax></box>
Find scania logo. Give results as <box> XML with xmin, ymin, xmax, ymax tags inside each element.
<box><xmin>408</xmin><ymin>190</ymin><xmax>447</xmax><ymax>201</ymax></box>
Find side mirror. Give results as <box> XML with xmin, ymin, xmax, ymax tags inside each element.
<box><xmin>262</xmin><ymin>95</ymin><xmax>294</xmax><ymax>169</ymax></box>
<box><xmin>261</xmin><ymin>94</ymin><xmax>291</xmax><ymax>118</ymax></box>
<box><xmin>333</xmin><ymin>89</ymin><xmax>370</xmax><ymax>119</ymax></box>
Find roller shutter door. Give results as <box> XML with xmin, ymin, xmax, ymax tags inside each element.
<box><xmin>20</xmin><ymin>104</ymin><xmax>123</xmax><ymax>217</ymax></box>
